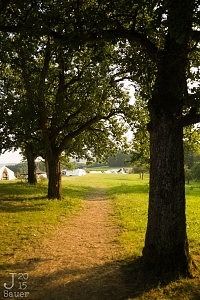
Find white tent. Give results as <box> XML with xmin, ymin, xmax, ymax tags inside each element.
<box><xmin>62</xmin><ymin>168</ymin><xmax>86</xmax><ymax>177</ymax></box>
<box><xmin>0</xmin><ymin>166</ymin><xmax>16</xmax><ymax>180</ymax></box>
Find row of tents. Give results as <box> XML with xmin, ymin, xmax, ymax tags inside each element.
<box><xmin>0</xmin><ymin>166</ymin><xmax>86</xmax><ymax>180</ymax></box>
<box><xmin>0</xmin><ymin>166</ymin><xmax>127</xmax><ymax>181</ymax></box>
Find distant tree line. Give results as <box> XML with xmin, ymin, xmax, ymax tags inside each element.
<box><xmin>8</xmin><ymin>161</ymin><xmax>46</xmax><ymax>177</ymax></box>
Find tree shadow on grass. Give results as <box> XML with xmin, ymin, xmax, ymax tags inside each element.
<box><xmin>106</xmin><ymin>176</ymin><xmax>146</xmax><ymax>181</ymax></box>
<box><xmin>0</xmin><ymin>185</ymin><xmax>107</xmax><ymax>213</ymax></box>
<box><xmin>108</xmin><ymin>184</ymin><xmax>149</xmax><ymax>196</ymax></box>
<box><xmin>0</xmin><ymin>200</ymin><xmax>47</xmax><ymax>213</ymax></box>
<box><xmin>0</xmin><ymin>182</ymin><xmax>47</xmax><ymax>199</ymax></box>
<box><xmin>0</xmin><ymin>179</ymin><xmax>149</xmax><ymax>204</ymax></box>
<box><xmin>0</xmin><ymin>257</ymin><xmax>50</xmax><ymax>272</ymax></box>
<box><xmin>0</xmin><ymin>182</ymin><xmax>93</xmax><ymax>201</ymax></box>
<box><xmin>122</xmin><ymin>258</ymin><xmax>200</xmax><ymax>300</ymax></box>
<box><xmin>62</xmin><ymin>185</ymin><xmax>110</xmax><ymax>202</ymax></box>
<box><xmin>62</xmin><ymin>185</ymin><xmax>96</xmax><ymax>199</ymax></box>
<box><xmin>2</xmin><ymin>257</ymin><xmax>197</xmax><ymax>300</ymax></box>
<box><xmin>168</xmin><ymin>282</ymin><xmax>200</xmax><ymax>300</ymax></box>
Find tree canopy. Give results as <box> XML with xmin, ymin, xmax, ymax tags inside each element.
<box><xmin>0</xmin><ymin>28</ymin><xmax>131</xmax><ymax>197</ymax></box>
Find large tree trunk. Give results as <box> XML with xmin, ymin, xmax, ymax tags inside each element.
<box><xmin>47</xmin><ymin>152</ymin><xmax>61</xmax><ymax>199</ymax></box>
<box><xmin>143</xmin><ymin>71</ymin><xmax>192</xmax><ymax>277</ymax></box>
<box><xmin>142</xmin><ymin>114</ymin><xmax>191</xmax><ymax>276</ymax></box>
<box><xmin>25</xmin><ymin>145</ymin><xmax>37</xmax><ymax>185</ymax></box>
<box><xmin>142</xmin><ymin>0</ymin><xmax>194</xmax><ymax>277</ymax></box>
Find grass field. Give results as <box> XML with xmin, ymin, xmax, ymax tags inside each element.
<box><xmin>0</xmin><ymin>174</ymin><xmax>199</xmax><ymax>299</ymax></box>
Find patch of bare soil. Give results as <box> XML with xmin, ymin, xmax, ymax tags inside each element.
<box><xmin>25</xmin><ymin>189</ymin><xmax>130</xmax><ymax>300</ymax></box>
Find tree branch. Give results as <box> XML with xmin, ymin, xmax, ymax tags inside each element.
<box><xmin>85</xmin><ymin>28</ymin><xmax>159</xmax><ymax>61</ymax></box>
<box><xmin>58</xmin><ymin>110</ymin><xmax>119</xmax><ymax>151</ymax></box>
<box><xmin>50</xmin><ymin>106</ymin><xmax>84</xmax><ymax>141</ymax></box>
<box><xmin>181</xmin><ymin>111</ymin><xmax>200</xmax><ymax>127</ymax></box>
<box><xmin>0</xmin><ymin>21</ymin><xmax>159</xmax><ymax>61</ymax></box>
<box><xmin>0</xmin><ymin>0</ymin><xmax>12</xmax><ymax>13</ymax></box>
<box><xmin>64</xmin><ymin>60</ymin><xmax>93</xmax><ymax>89</ymax></box>
<box><xmin>51</xmin><ymin>47</ymin><xmax>65</xmax><ymax>130</ymax></box>
<box><xmin>37</xmin><ymin>38</ymin><xmax>52</xmax><ymax>130</ymax></box>
<box><xmin>184</xmin><ymin>91</ymin><xmax>200</xmax><ymax>108</ymax></box>
<box><xmin>191</xmin><ymin>30</ymin><xmax>200</xmax><ymax>42</ymax></box>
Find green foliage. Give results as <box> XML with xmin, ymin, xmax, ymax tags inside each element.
<box><xmin>0</xmin><ymin>0</ymin><xmax>199</xmax><ymax>162</ymax></box>
<box><xmin>0</xmin><ymin>37</ymin><xmax>44</xmax><ymax>158</ymax></box>
<box><xmin>1</xmin><ymin>32</ymin><xmax>131</xmax><ymax>162</ymax></box>
<box><xmin>185</xmin><ymin>165</ymin><xmax>193</xmax><ymax>184</ymax></box>
<box><xmin>8</xmin><ymin>160</ymin><xmax>46</xmax><ymax>176</ymax></box>
<box><xmin>8</xmin><ymin>163</ymin><xmax>28</xmax><ymax>175</ymax></box>
<box><xmin>184</xmin><ymin>126</ymin><xmax>200</xmax><ymax>153</ymax></box>
<box><xmin>130</xmin><ymin>97</ymin><xmax>200</xmax><ymax>172</ymax></box>
<box><xmin>60</xmin><ymin>154</ymin><xmax>76</xmax><ymax>170</ymax></box>
<box><xmin>129</xmin><ymin>97</ymin><xmax>150</xmax><ymax>169</ymax></box>
<box><xmin>191</xmin><ymin>163</ymin><xmax>200</xmax><ymax>181</ymax></box>
<box><xmin>108</xmin><ymin>151</ymin><xmax>131</xmax><ymax>167</ymax></box>
<box><xmin>132</xmin><ymin>163</ymin><xmax>149</xmax><ymax>179</ymax></box>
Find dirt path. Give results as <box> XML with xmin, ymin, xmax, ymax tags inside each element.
<box><xmin>26</xmin><ymin>189</ymin><xmax>130</xmax><ymax>300</ymax></box>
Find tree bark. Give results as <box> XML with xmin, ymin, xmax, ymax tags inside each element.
<box><xmin>142</xmin><ymin>0</ymin><xmax>194</xmax><ymax>276</ymax></box>
<box><xmin>45</xmin><ymin>158</ymin><xmax>49</xmax><ymax>179</ymax></box>
<box><xmin>142</xmin><ymin>114</ymin><xmax>191</xmax><ymax>276</ymax></box>
<box><xmin>47</xmin><ymin>152</ymin><xmax>61</xmax><ymax>199</ymax></box>
<box><xmin>25</xmin><ymin>145</ymin><xmax>37</xmax><ymax>185</ymax></box>
<box><xmin>143</xmin><ymin>75</ymin><xmax>192</xmax><ymax>276</ymax></box>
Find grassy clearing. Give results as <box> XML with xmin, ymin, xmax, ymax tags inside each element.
<box><xmin>0</xmin><ymin>174</ymin><xmax>199</xmax><ymax>299</ymax></box>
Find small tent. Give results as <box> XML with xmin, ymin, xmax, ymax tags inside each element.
<box><xmin>0</xmin><ymin>166</ymin><xmax>16</xmax><ymax>180</ymax></box>
<box><xmin>62</xmin><ymin>168</ymin><xmax>86</xmax><ymax>177</ymax></box>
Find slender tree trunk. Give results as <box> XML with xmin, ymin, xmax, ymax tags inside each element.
<box><xmin>25</xmin><ymin>146</ymin><xmax>37</xmax><ymax>185</ymax></box>
<box><xmin>47</xmin><ymin>152</ymin><xmax>61</xmax><ymax>199</ymax></box>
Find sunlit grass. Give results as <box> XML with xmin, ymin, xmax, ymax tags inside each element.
<box><xmin>186</xmin><ymin>184</ymin><xmax>200</xmax><ymax>260</ymax></box>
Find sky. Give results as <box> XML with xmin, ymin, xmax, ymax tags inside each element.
<box><xmin>0</xmin><ymin>150</ymin><xmax>22</xmax><ymax>165</ymax></box>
